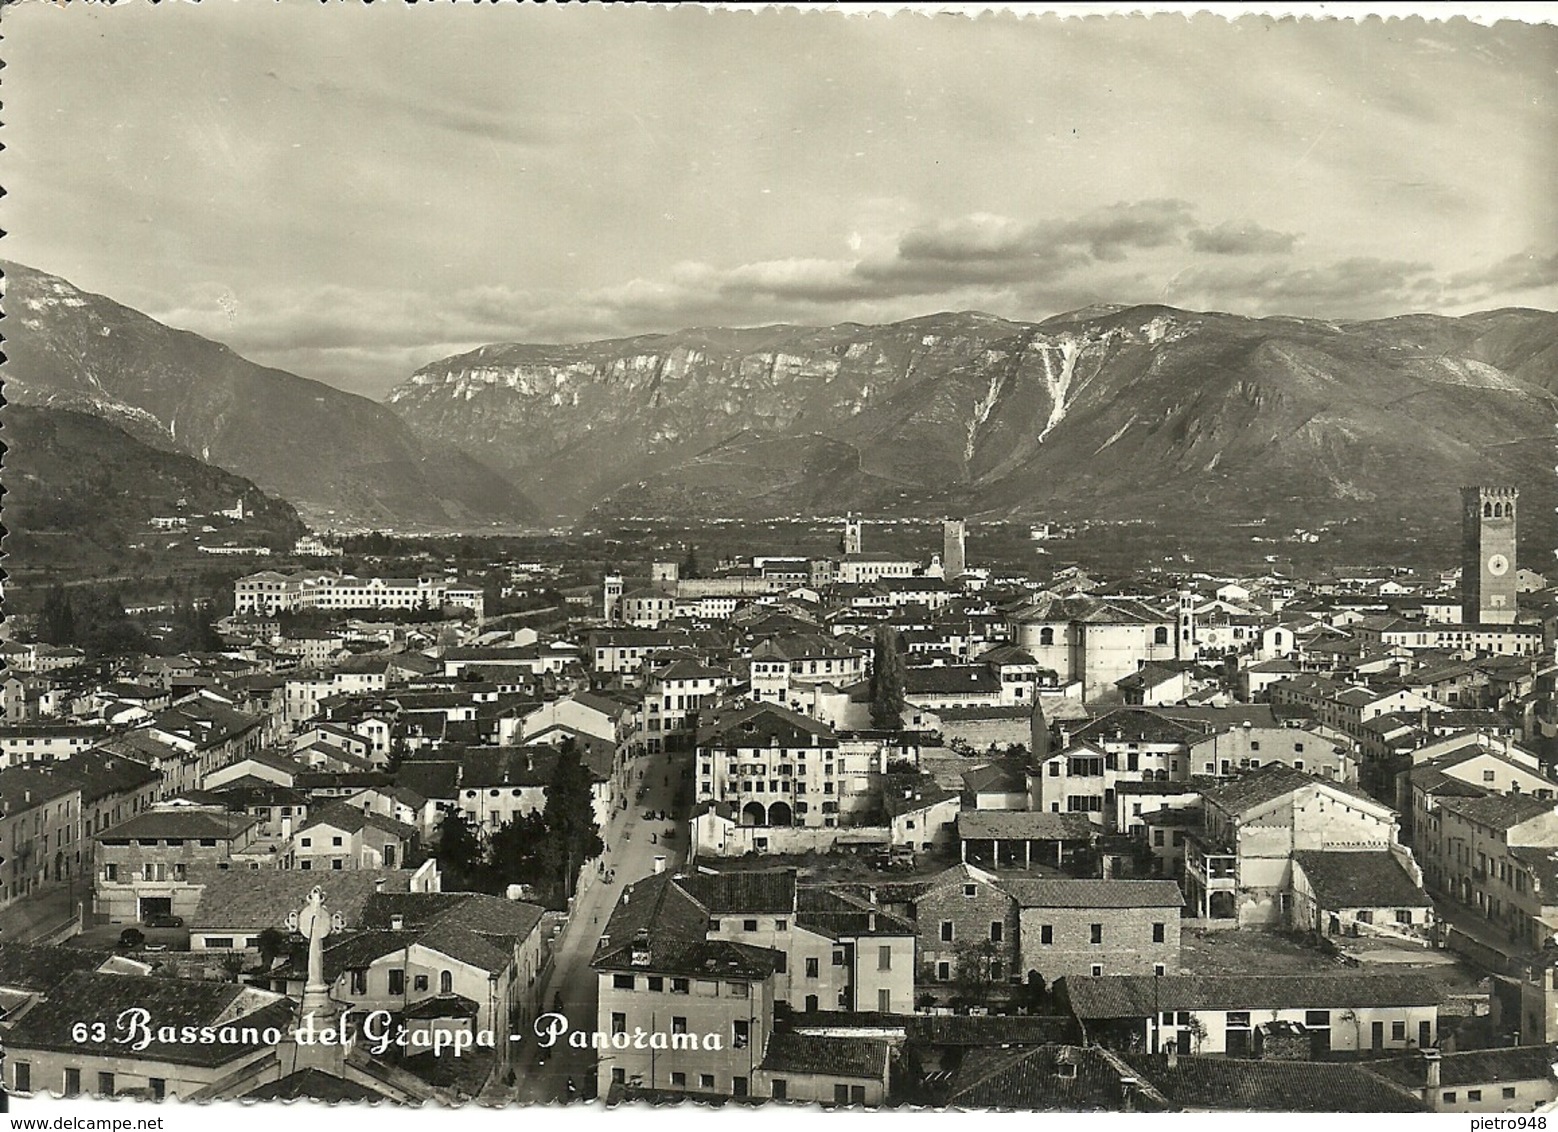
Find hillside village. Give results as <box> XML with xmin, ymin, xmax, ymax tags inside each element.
<box><xmin>0</xmin><ymin>490</ymin><xmax>1555</xmax><ymax>1111</ymax></box>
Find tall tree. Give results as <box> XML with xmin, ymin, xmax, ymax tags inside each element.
<box><xmin>435</xmin><ymin>809</ymin><xmax>484</xmax><ymax>890</ymax></box>
<box><xmin>38</xmin><ymin>585</ymin><xmax>76</xmax><ymax>646</ymax></box>
<box><xmin>544</xmin><ymin>738</ymin><xmax>604</xmax><ymax>887</ymax></box>
<box><xmin>870</xmin><ymin>624</ymin><xmax>906</xmax><ymax>730</ymax></box>
<box><xmin>680</xmin><ymin>544</ymin><xmax>702</xmax><ymax>580</ymax></box>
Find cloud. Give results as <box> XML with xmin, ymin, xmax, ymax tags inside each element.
<box><xmin>1448</xmin><ymin>247</ymin><xmax>1558</xmax><ymax>299</ymax></box>
<box><xmin>1166</xmin><ymin>256</ymin><xmax>1441</xmax><ymax>315</ymax></box>
<box><xmin>1188</xmin><ymin>221</ymin><xmax>1300</xmax><ymax>256</ymax></box>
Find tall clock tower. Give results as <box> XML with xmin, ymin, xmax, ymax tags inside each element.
<box><xmin>1460</xmin><ymin>486</ymin><xmax>1518</xmax><ymax>625</ymax></box>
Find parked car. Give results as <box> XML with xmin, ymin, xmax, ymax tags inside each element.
<box><xmin>144</xmin><ymin>914</ymin><xmax>184</xmax><ymax>929</ymax></box>
<box><xmin>117</xmin><ymin>927</ymin><xmax>146</xmax><ymax>950</ymax></box>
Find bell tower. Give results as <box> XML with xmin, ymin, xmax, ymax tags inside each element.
<box><xmin>1460</xmin><ymin>486</ymin><xmax>1518</xmax><ymax>625</ymax></box>
<box><xmin>842</xmin><ymin>514</ymin><xmax>863</xmax><ymax>556</ymax></box>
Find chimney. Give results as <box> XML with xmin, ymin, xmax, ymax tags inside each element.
<box><xmin>390</xmin><ymin>913</ymin><xmax>405</xmax><ymax>930</ymax></box>
<box><xmin>868</xmin><ymin>911</ymin><xmax>877</xmax><ymax>931</ymax></box>
<box><xmin>1165</xmin><ymin>1045</ymin><xmax>1178</xmax><ymax>1070</ymax></box>
<box><xmin>374</xmin><ymin>877</ymin><xmax>387</xmax><ymax>893</ymax></box>
<box><xmin>1423</xmin><ymin>1048</ymin><xmax>1441</xmax><ymax>1092</ymax></box>
<box><xmin>1119</xmin><ymin>1076</ymin><xmax>1139</xmax><ymax>1112</ymax></box>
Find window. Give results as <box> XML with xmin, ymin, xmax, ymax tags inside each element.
<box><xmin>611</xmin><ymin>1068</ymin><xmax>625</xmax><ymax>1086</ymax></box>
<box><xmin>832</xmin><ymin>950</ymin><xmax>845</xmax><ymax>966</ymax></box>
<box><xmin>440</xmin><ymin>970</ymin><xmax>453</xmax><ymax>994</ymax></box>
<box><xmin>775</xmin><ymin>952</ymin><xmax>787</xmax><ymax>973</ymax></box>
<box><xmin>1152</xmin><ymin>922</ymin><xmax>1165</xmax><ymax>943</ymax></box>
<box><xmin>964</xmin><ymin>884</ymin><xmax>977</xmax><ymax>898</ymax></box>
<box><xmin>1090</xmin><ymin>923</ymin><xmax>1103</xmax><ymax>944</ymax></box>
<box><xmin>612</xmin><ymin>1012</ymin><xmax>627</xmax><ymax>1036</ymax></box>
<box><xmin>648</xmin><ymin>975</ymin><xmax>664</xmax><ymax>991</ymax></box>
<box><xmin>805</xmin><ymin>957</ymin><xmax>820</xmax><ymax>979</ymax></box>
<box><xmin>936</xmin><ymin>960</ymin><xmax>951</xmax><ymax>981</ymax></box>
<box><xmin>13</xmin><ymin>1062</ymin><xmax>29</xmax><ymax>1093</ymax></box>
<box><xmin>1503</xmin><ymin>1087</ymin><xmax>1517</xmax><ymax>1100</ymax></box>
<box><xmin>1443</xmin><ymin>1093</ymin><xmax>1457</xmax><ymax>1104</ymax></box>
<box><xmin>98</xmin><ymin>1072</ymin><xmax>115</xmax><ymax>1097</ymax></box>
<box><xmin>1154</xmin><ymin>964</ymin><xmax>1166</xmax><ymax>976</ymax></box>
<box><xmin>613</xmin><ymin>974</ymin><xmax>635</xmax><ymax>990</ymax></box>
<box><xmin>743</xmin><ymin>918</ymin><xmax>758</xmax><ymax>932</ymax></box>
<box><xmin>672</xmin><ymin>1016</ymin><xmax>688</xmax><ymax>1035</ymax></box>
<box><xmin>878</xmin><ymin>988</ymin><xmax>892</xmax><ymax>1012</ymax></box>
<box><xmin>64</xmin><ymin>1068</ymin><xmax>81</xmax><ymax>1096</ymax></box>
<box><xmin>672</xmin><ymin>977</ymin><xmax>690</xmax><ymax>994</ymax></box>
<box><xmin>834</xmin><ymin>1084</ymin><xmax>851</xmax><ymax>1105</ymax></box>
<box><xmin>1468</xmin><ymin>1090</ymin><xmax>1483</xmax><ymax>1102</ymax></box>
<box><xmin>709</xmin><ymin>918</ymin><xmax>721</xmax><ymax>932</ymax></box>
<box><xmin>301</xmin><ymin>837</ymin><xmax>313</xmax><ymax>847</ymax></box>
<box><xmin>1091</xmin><ymin>964</ymin><xmax>1104</xmax><ymax>977</ymax></box>
<box><xmin>1484</xmin><ymin>769</ymin><xmax>1497</xmax><ymax>783</ymax></box>
<box><xmin>990</xmin><ymin>921</ymin><xmax>1003</xmax><ymax>944</ymax></box>
<box><xmin>879</xmin><ymin>945</ymin><xmax>892</xmax><ymax>971</ymax></box>
<box><xmin>349</xmin><ymin>969</ymin><xmax>367</xmax><ymax>995</ymax></box>
<box><xmin>1041</xmin><ymin>924</ymin><xmax>1053</xmax><ymax>945</ymax></box>
<box><xmin>776</xmin><ymin>919</ymin><xmax>788</xmax><ymax>932</ymax></box>
<box><xmin>671</xmin><ymin>1072</ymin><xmax>687</xmax><ymax>1088</ymax></box>
<box><xmin>941</xmin><ymin>921</ymin><xmax>954</xmax><ymax>942</ymax></box>
<box><xmin>1391</xmin><ymin>1021</ymin><xmax>1406</xmax><ymax>1041</ymax></box>
<box><xmin>772</xmin><ymin>1079</ymin><xmax>788</xmax><ymax>1100</ymax></box>
<box><xmin>700</xmin><ymin>1074</ymin><xmax>715</xmax><ymax>1091</ymax></box>
<box><xmin>1305</xmin><ymin>1010</ymin><xmax>1330</xmax><ymax>1028</ymax></box>
<box><xmin>388</xmin><ymin>969</ymin><xmax>404</xmax><ymax>995</ymax></box>
<box><xmin>206</xmin><ymin>937</ymin><xmax>235</xmax><ymax>949</ymax></box>
<box><xmin>733</xmin><ymin>1019</ymin><xmax>750</xmax><ymax>1048</ymax></box>
<box><xmin>729</xmin><ymin>981</ymin><xmax>749</xmax><ymax>998</ymax></box>
<box><xmin>332</xmin><ymin>836</ymin><xmax>344</xmax><ymax>847</ymax></box>
<box><xmin>149</xmin><ymin>1077</ymin><xmax>164</xmax><ymax>1100</ymax></box>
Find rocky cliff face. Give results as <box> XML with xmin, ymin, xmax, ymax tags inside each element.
<box><xmin>386</xmin><ymin>305</ymin><xmax>1558</xmax><ymax>531</ymax></box>
<box><xmin>3</xmin><ymin>261</ymin><xmax>538</xmax><ymax>529</ymax></box>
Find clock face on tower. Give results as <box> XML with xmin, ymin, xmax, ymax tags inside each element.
<box><xmin>1488</xmin><ymin>554</ymin><xmax>1510</xmax><ymax>577</ymax></box>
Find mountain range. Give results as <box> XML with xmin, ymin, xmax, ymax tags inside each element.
<box><xmin>388</xmin><ymin>304</ymin><xmax>1558</xmax><ymax>535</ymax></box>
<box><xmin>5</xmin><ymin>260</ymin><xmax>1556</xmax><ymax>546</ymax></box>
<box><xmin>2</xmin><ymin>261</ymin><xmax>537</xmax><ymax>529</ymax></box>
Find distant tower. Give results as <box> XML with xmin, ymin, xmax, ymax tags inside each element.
<box><xmin>943</xmin><ymin>519</ymin><xmax>967</xmax><ymax>582</ymax></box>
<box><xmin>1460</xmin><ymin>486</ymin><xmax>1518</xmax><ymax>625</ymax></box>
<box><xmin>651</xmin><ymin>561</ymin><xmax>680</xmax><ymax>584</ymax></box>
<box><xmin>603</xmin><ymin>573</ymin><xmax>624</xmax><ymax>622</ymax></box>
<box><xmin>842</xmin><ymin>514</ymin><xmax>863</xmax><ymax>556</ymax></box>
<box><xmin>1178</xmin><ymin>588</ymin><xmax>1198</xmax><ymax>656</ymax></box>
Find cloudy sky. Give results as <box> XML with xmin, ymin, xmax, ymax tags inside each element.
<box><xmin>5</xmin><ymin>4</ymin><xmax>1555</xmax><ymax>399</ymax></box>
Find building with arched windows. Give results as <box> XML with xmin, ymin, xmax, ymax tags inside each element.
<box><xmin>1007</xmin><ymin>593</ymin><xmax>1179</xmax><ymax>702</ymax></box>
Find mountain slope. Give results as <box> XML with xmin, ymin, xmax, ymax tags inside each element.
<box><xmin>2</xmin><ymin>261</ymin><xmax>538</xmax><ymax>529</ymax></box>
<box><xmin>386</xmin><ymin>306</ymin><xmax>1558</xmax><ymax>532</ymax></box>
<box><xmin>3</xmin><ymin>403</ymin><xmax>305</xmax><ymax>570</ymax></box>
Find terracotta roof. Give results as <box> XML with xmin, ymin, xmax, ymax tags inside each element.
<box><xmin>187</xmin><ymin>864</ymin><xmax>414</xmax><ymax>930</ymax></box>
<box><xmin>97</xmin><ymin>806</ymin><xmax>258</xmax><ymax>842</ymax></box>
<box><xmin>1124</xmin><ymin>1053</ymin><xmax>1425</xmax><ymax>1112</ymax></box>
<box><xmin>1060</xmin><ymin>973</ymin><xmax>1443</xmax><ymax>1018</ymax></box>
<box><xmin>759</xmin><ymin>1030</ymin><xmax>888</xmax><ymax>1080</ymax></box>
<box><xmin>244</xmin><ymin>1068</ymin><xmax>395</xmax><ymax>1102</ymax></box>
<box><xmin>0</xmin><ymin>943</ymin><xmax>118</xmax><ymax>994</ymax></box>
<box><xmin>1367</xmin><ymin>1046</ymin><xmax>1558</xmax><ymax>1090</ymax></box>
<box><xmin>678</xmin><ymin>870</ymin><xmax>797</xmax><ymax>915</ymax></box>
<box><xmin>947</xmin><ymin>1044</ymin><xmax>1160</xmax><ymax>1111</ymax></box>
<box><xmin>904</xmin><ymin>1014</ymin><xmax>1080</xmax><ymax>1047</ymax></box>
<box><xmin>1437</xmin><ymin>792</ymin><xmax>1557</xmax><ymax>831</ymax></box>
<box><xmin>7</xmin><ymin>972</ymin><xmax>293</xmax><ymax>1067</ymax></box>
<box><xmin>998</xmin><ymin>879</ymin><xmax>1185</xmax><ymax>910</ymax></box>
<box><xmin>958</xmin><ymin>811</ymin><xmax>1096</xmax><ymax>841</ymax></box>
<box><xmin>1291</xmin><ymin>851</ymin><xmax>1433</xmax><ymax>910</ymax></box>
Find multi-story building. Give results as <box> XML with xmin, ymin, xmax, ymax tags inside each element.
<box><xmin>748</xmin><ymin>634</ymin><xmax>868</xmax><ymax>708</ymax></box>
<box><xmin>1007</xmin><ymin>879</ymin><xmax>1184</xmax><ymax>982</ymax></box>
<box><xmin>696</xmin><ymin>703</ymin><xmax>847</xmax><ymax>830</ymax></box>
<box><xmin>0</xmin><ymin>765</ymin><xmax>83</xmax><ymax>906</ymax></box>
<box><xmin>1007</xmin><ymin>593</ymin><xmax>1178</xmax><ymax>701</ymax></box>
<box><xmin>233</xmin><ymin>571</ymin><xmax>484</xmax><ymax>620</ymax></box>
<box><xmin>94</xmin><ymin>804</ymin><xmax>262</xmax><ymax>923</ymax></box>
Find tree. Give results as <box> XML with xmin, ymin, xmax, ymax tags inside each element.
<box><xmin>543</xmin><ymin>738</ymin><xmax>605</xmax><ymax>891</ymax></box>
<box><xmin>488</xmin><ymin>811</ymin><xmax>557</xmax><ymax>889</ymax></box>
<box><xmin>953</xmin><ymin>938</ymin><xmax>1000</xmax><ymax>1008</ymax></box>
<box><xmin>869</xmin><ymin>625</ymin><xmax>906</xmax><ymax>731</ymax></box>
<box><xmin>255</xmin><ymin>927</ymin><xmax>290</xmax><ymax>972</ymax></box>
<box><xmin>436</xmin><ymin>810</ymin><xmax>484</xmax><ymax>890</ymax></box>
<box><xmin>38</xmin><ymin>585</ymin><xmax>76</xmax><ymax>646</ymax></box>
<box><xmin>680</xmin><ymin>544</ymin><xmax>702</xmax><ymax>580</ymax></box>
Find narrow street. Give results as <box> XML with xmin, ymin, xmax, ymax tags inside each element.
<box><xmin>508</xmin><ymin>746</ymin><xmax>692</xmax><ymax>1104</ymax></box>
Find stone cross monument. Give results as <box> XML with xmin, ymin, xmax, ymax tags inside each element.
<box><xmin>287</xmin><ymin>886</ymin><xmax>336</xmax><ymax>1018</ymax></box>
